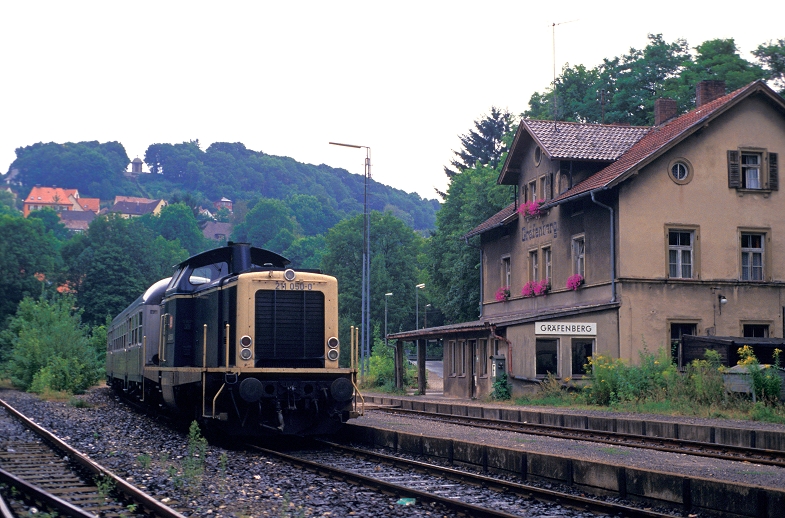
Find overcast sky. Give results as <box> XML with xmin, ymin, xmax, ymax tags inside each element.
<box><xmin>1</xmin><ymin>1</ymin><xmax>782</xmax><ymax>200</ymax></box>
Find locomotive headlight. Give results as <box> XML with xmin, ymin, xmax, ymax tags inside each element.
<box><xmin>283</xmin><ymin>269</ymin><xmax>296</xmax><ymax>281</ymax></box>
<box><xmin>240</xmin><ymin>348</ymin><xmax>253</xmax><ymax>360</ymax></box>
<box><xmin>327</xmin><ymin>336</ymin><xmax>339</xmax><ymax>349</ymax></box>
<box><xmin>327</xmin><ymin>349</ymin><xmax>339</xmax><ymax>361</ymax></box>
<box><xmin>240</xmin><ymin>335</ymin><xmax>252</xmax><ymax>348</ymax></box>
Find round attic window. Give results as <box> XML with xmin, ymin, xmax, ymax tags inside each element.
<box><xmin>534</xmin><ymin>146</ymin><xmax>542</xmax><ymax>166</ymax></box>
<box><xmin>668</xmin><ymin>158</ymin><xmax>693</xmax><ymax>185</ymax></box>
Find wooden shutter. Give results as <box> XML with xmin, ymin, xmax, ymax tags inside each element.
<box><xmin>769</xmin><ymin>152</ymin><xmax>779</xmax><ymax>191</ymax></box>
<box><xmin>727</xmin><ymin>150</ymin><xmax>740</xmax><ymax>188</ymax></box>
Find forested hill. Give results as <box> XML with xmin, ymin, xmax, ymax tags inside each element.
<box><xmin>6</xmin><ymin>140</ymin><xmax>440</xmax><ymax>231</ymax></box>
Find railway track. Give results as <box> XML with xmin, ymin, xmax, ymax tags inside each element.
<box><xmin>0</xmin><ymin>398</ymin><xmax>185</xmax><ymax>518</ymax></box>
<box><xmin>250</xmin><ymin>439</ymin><xmax>679</xmax><ymax>518</ymax></box>
<box><xmin>374</xmin><ymin>406</ymin><xmax>785</xmax><ymax>467</ymax></box>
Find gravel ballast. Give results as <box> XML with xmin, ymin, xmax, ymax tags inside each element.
<box><xmin>0</xmin><ymin>387</ymin><xmax>463</xmax><ymax>517</ymax></box>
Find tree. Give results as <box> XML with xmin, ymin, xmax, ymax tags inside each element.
<box><xmin>27</xmin><ymin>207</ymin><xmax>70</xmax><ymax>241</ymax></box>
<box><xmin>0</xmin><ymin>214</ymin><xmax>61</xmax><ymax>328</ymax></box>
<box><xmin>753</xmin><ymin>39</ymin><xmax>785</xmax><ymax>93</ymax></box>
<box><xmin>322</xmin><ymin>211</ymin><xmax>424</xmax><ymax>345</ymax></box>
<box><xmin>145</xmin><ymin>202</ymin><xmax>209</xmax><ymax>255</ymax></box>
<box><xmin>10</xmin><ymin>141</ymin><xmax>130</xmax><ymax>198</ymax></box>
<box><xmin>525</xmin><ymin>35</ymin><xmax>769</xmax><ymax>126</ymax></box>
<box><xmin>680</xmin><ymin>39</ymin><xmax>765</xmax><ymax>94</ymax></box>
<box><xmin>286</xmin><ymin>194</ymin><xmax>341</xmax><ymax>236</ymax></box>
<box><xmin>444</xmin><ymin>107</ymin><xmax>514</xmax><ymax>178</ymax></box>
<box><xmin>63</xmin><ymin>214</ymin><xmax>188</xmax><ymax>325</ymax></box>
<box><xmin>429</xmin><ymin>160</ymin><xmax>512</xmax><ymax>323</ymax></box>
<box><xmin>429</xmin><ymin>110</ymin><xmax>517</xmax><ymax>322</ymax></box>
<box><xmin>2</xmin><ymin>294</ymin><xmax>102</xmax><ymax>394</ymax></box>
<box><xmin>231</xmin><ymin>197</ymin><xmax>301</xmax><ymax>253</ymax></box>
<box><xmin>0</xmin><ymin>190</ymin><xmax>17</xmax><ymax>215</ymax></box>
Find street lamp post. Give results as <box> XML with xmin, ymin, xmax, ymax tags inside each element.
<box><xmin>415</xmin><ymin>283</ymin><xmax>425</xmax><ymax>330</ymax></box>
<box><xmin>424</xmin><ymin>303</ymin><xmax>431</xmax><ymax>329</ymax></box>
<box><xmin>384</xmin><ymin>292</ymin><xmax>393</xmax><ymax>343</ymax></box>
<box><xmin>329</xmin><ymin>142</ymin><xmax>371</xmax><ymax>376</ymax></box>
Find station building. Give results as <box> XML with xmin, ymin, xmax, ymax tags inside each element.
<box><xmin>389</xmin><ymin>80</ymin><xmax>785</xmax><ymax>399</ymax></box>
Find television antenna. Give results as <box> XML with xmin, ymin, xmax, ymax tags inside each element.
<box><xmin>551</xmin><ymin>19</ymin><xmax>578</xmax><ymax>122</ymax></box>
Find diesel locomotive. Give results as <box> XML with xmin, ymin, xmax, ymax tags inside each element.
<box><xmin>106</xmin><ymin>242</ymin><xmax>360</xmax><ymax>436</ymax></box>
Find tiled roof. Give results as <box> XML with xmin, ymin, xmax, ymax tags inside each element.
<box><xmin>464</xmin><ymin>202</ymin><xmax>517</xmax><ymax>239</ymax></box>
<box><xmin>114</xmin><ymin>195</ymin><xmax>156</xmax><ymax>204</ymax></box>
<box><xmin>110</xmin><ymin>200</ymin><xmax>161</xmax><ymax>216</ymax></box>
<box><xmin>76</xmin><ymin>197</ymin><xmax>100</xmax><ymax>212</ymax></box>
<box><xmin>202</xmin><ymin>221</ymin><xmax>233</xmax><ymax>240</ymax></box>
<box><xmin>550</xmin><ymin>81</ymin><xmax>779</xmax><ymax>204</ymax></box>
<box><xmin>59</xmin><ymin>210</ymin><xmax>96</xmax><ymax>222</ymax></box>
<box><xmin>25</xmin><ymin>186</ymin><xmax>78</xmax><ymax>204</ymax></box>
<box><xmin>525</xmin><ymin>120</ymin><xmax>650</xmax><ymax>161</ymax></box>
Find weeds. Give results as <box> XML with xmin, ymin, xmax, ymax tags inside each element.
<box><xmin>136</xmin><ymin>454</ymin><xmax>152</xmax><ymax>469</ymax></box>
<box><xmin>514</xmin><ymin>346</ymin><xmax>784</xmax><ymax>424</ymax></box>
<box><xmin>491</xmin><ymin>371</ymin><xmax>511</xmax><ymax>400</ymax></box>
<box><xmin>68</xmin><ymin>397</ymin><xmax>92</xmax><ymax>408</ymax></box>
<box><xmin>94</xmin><ymin>474</ymin><xmax>115</xmax><ymax>498</ymax></box>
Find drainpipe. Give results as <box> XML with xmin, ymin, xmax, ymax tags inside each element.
<box><xmin>464</xmin><ymin>237</ymin><xmax>483</xmax><ymax>318</ymax></box>
<box><xmin>590</xmin><ymin>191</ymin><xmax>617</xmax><ymax>303</ymax></box>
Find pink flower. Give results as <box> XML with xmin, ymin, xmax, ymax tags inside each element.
<box><xmin>521</xmin><ymin>281</ymin><xmax>534</xmax><ymax>298</ymax></box>
<box><xmin>533</xmin><ymin>278</ymin><xmax>550</xmax><ymax>296</ymax></box>
<box><xmin>517</xmin><ymin>200</ymin><xmax>543</xmax><ymax>217</ymax></box>
<box><xmin>495</xmin><ymin>286</ymin><xmax>510</xmax><ymax>301</ymax></box>
<box><xmin>566</xmin><ymin>274</ymin><xmax>584</xmax><ymax>290</ymax></box>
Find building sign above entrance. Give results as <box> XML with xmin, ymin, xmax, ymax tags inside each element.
<box><xmin>535</xmin><ymin>322</ymin><xmax>596</xmax><ymax>335</ymax></box>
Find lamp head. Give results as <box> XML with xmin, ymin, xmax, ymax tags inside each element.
<box><xmin>718</xmin><ymin>295</ymin><xmax>728</xmax><ymax>305</ymax></box>
<box><xmin>416</xmin><ymin>283</ymin><xmax>425</xmax><ymax>289</ymax></box>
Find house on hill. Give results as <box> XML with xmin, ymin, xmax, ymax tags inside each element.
<box><xmin>213</xmin><ymin>197</ymin><xmax>233</xmax><ymax>212</ymax></box>
<box><xmin>23</xmin><ymin>186</ymin><xmax>100</xmax><ymax>217</ymax></box>
<box><xmin>59</xmin><ymin>210</ymin><xmax>96</xmax><ymax>233</ymax></box>
<box><xmin>109</xmin><ymin>196</ymin><xmax>167</xmax><ymax>218</ymax></box>
<box><xmin>202</xmin><ymin>221</ymin><xmax>232</xmax><ymax>243</ymax></box>
<box><xmin>390</xmin><ymin>80</ymin><xmax>784</xmax><ymax>399</ymax></box>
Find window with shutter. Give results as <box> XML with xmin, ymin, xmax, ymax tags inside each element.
<box><xmin>728</xmin><ymin>149</ymin><xmax>779</xmax><ymax>191</ymax></box>
<box><xmin>769</xmin><ymin>152</ymin><xmax>778</xmax><ymax>190</ymax></box>
<box><xmin>727</xmin><ymin>150</ymin><xmax>740</xmax><ymax>188</ymax></box>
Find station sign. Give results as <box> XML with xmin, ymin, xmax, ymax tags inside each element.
<box><xmin>535</xmin><ymin>321</ymin><xmax>596</xmax><ymax>335</ymax></box>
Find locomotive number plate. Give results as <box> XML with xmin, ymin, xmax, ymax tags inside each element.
<box><xmin>275</xmin><ymin>281</ymin><xmax>313</xmax><ymax>291</ymax></box>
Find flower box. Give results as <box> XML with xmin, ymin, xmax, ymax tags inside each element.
<box><xmin>566</xmin><ymin>274</ymin><xmax>584</xmax><ymax>290</ymax></box>
<box><xmin>495</xmin><ymin>286</ymin><xmax>511</xmax><ymax>302</ymax></box>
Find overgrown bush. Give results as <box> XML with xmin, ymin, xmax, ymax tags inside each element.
<box><xmin>362</xmin><ymin>326</ymin><xmax>416</xmax><ymax>392</ymax></box>
<box><xmin>491</xmin><ymin>371</ymin><xmax>511</xmax><ymax>400</ymax></box>
<box><xmin>680</xmin><ymin>349</ymin><xmax>725</xmax><ymax>406</ymax></box>
<box><xmin>583</xmin><ymin>348</ymin><xmax>678</xmax><ymax>406</ymax></box>
<box><xmin>2</xmin><ymin>294</ymin><xmax>103</xmax><ymax>394</ymax></box>
<box><xmin>738</xmin><ymin>346</ymin><xmax>782</xmax><ymax>405</ymax></box>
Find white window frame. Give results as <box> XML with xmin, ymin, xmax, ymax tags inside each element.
<box><xmin>741</xmin><ymin>232</ymin><xmax>765</xmax><ymax>281</ymax></box>
<box><xmin>529</xmin><ymin>249</ymin><xmax>539</xmax><ymax>282</ymax></box>
<box><xmin>741</xmin><ymin>152</ymin><xmax>762</xmax><ymax>189</ymax></box>
<box><xmin>668</xmin><ymin>230</ymin><xmax>694</xmax><ymax>279</ymax></box>
<box><xmin>501</xmin><ymin>255</ymin><xmax>511</xmax><ymax>288</ymax></box>
<box><xmin>543</xmin><ymin>246</ymin><xmax>552</xmax><ymax>281</ymax></box>
<box><xmin>572</xmin><ymin>235</ymin><xmax>585</xmax><ymax>278</ymax></box>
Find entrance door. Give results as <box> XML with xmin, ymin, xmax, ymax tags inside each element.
<box><xmin>670</xmin><ymin>323</ymin><xmax>696</xmax><ymax>369</ymax></box>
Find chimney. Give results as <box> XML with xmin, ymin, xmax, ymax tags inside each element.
<box><xmin>654</xmin><ymin>98</ymin><xmax>678</xmax><ymax>125</ymax></box>
<box><xmin>696</xmin><ymin>80</ymin><xmax>726</xmax><ymax>107</ymax></box>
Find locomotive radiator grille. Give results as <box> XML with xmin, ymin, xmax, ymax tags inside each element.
<box><xmin>254</xmin><ymin>290</ymin><xmax>325</xmax><ymax>368</ymax></box>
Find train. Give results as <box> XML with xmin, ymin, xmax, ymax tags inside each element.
<box><xmin>106</xmin><ymin>242</ymin><xmax>361</xmax><ymax>436</ymax></box>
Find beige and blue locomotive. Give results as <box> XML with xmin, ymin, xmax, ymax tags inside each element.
<box><xmin>107</xmin><ymin>242</ymin><xmax>359</xmax><ymax>435</ymax></box>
